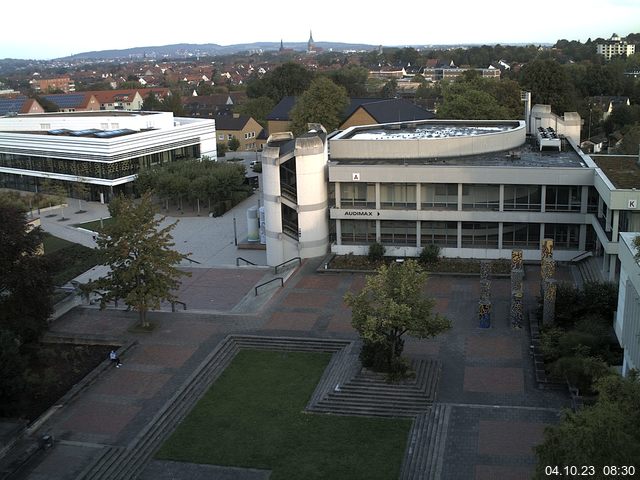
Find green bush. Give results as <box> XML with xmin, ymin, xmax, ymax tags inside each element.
<box><xmin>419</xmin><ymin>244</ymin><xmax>440</xmax><ymax>265</ymax></box>
<box><xmin>550</xmin><ymin>355</ymin><xmax>610</xmax><ymax>394</ymax></box>
<box><xmin>368</xmin><ymin>242</ymin><xmax>386</xmax><ymax>262</ymax></box>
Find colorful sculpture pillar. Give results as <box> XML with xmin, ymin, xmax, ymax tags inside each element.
<box><xmin>478</xmin><ymin>260</ymin><xmax>491</xmax><ymax>328</ymax></box>
<box><xmin>510</xmin><ymin>249</ymin><xmax>524</xmax><ymax>328</ymax></box>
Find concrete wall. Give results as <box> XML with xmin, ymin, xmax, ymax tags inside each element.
<box><xmin>295</xmin><ymin>135</ymin><xmax>329</xmax><ymax>260</ymax></box>
<box><xmin>529</xmin><ymin>105</ymin><xmax>581</xmax><ymax>145</ymax></box>
<box><xmin>615</xmin><ymin>233</ymin><xmax>640</xmax><ymax>375</ymax></box>
<box><xmin>330</xmin><ymin>121</ymin><xmax>526</xmax><ymax>160</ymax></box>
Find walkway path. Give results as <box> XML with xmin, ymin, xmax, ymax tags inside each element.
<box><xmin>6</xmin><ymin>256</ymin><xmax>571</xmax><ymax>480</ymax></box>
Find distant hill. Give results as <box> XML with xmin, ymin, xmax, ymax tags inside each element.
<box><xmin>59</xmin><ymin>42</ymin><xmax>379</xmax><ymax>60</ymax></box>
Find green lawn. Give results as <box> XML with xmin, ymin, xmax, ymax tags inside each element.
<box><xmin>156</xmin><ymin>350</ymin><xmax>411</xmax><ymax>480</ymax></box>
<box><xmin>73</xmin><ymin>217</ymin><xmax>114</xmax><ymax>232</ymax></box>
<box><xmin>43</xmin><ymin>233</ymin><xmax>100</xmax><ymax>285</ymax></box>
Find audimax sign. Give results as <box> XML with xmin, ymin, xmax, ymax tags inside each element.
<box><xmin>344</xmin><ymin>211</ymin><xmax>380</xmax><ymax>216</ymax></box>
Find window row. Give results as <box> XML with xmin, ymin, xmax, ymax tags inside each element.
<box><xmin>0</xmin><ymin>147</ymin><xmax>199</xmax><ymax>180</ymax></box>
<box><xmin>340</xmin><ymin>220</ymin><xmax>586</xmax><ymax>250</ymax></box>
<box><xmin>337</xmin><ymin>183</ymin><xmax>598</xmax><ymax>213</ymax></box>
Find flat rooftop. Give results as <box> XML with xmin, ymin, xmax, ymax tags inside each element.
<box><xmin>12</xmin><ymin>111</ymin><xmax>158</xmax><ymax>118</ymax></box>
<box><xmin>330</xmin><ymin>139</ymin><xmax>586</xmax><ymax>168</ymax></box>
<box><xmin>347</xmin><ymin>122</ymin><xmax>517</xmax><ymax>140</ymax></box>
<box><xmin>592</xmin><ymin>155</ymin><xmax>640</xmax><ymax>189</ymax></box>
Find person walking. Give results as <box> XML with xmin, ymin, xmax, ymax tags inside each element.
<box><xmin>109</xmin><ymin>350</ymin><xmax>122</xmax><ymax>368</ymax></box>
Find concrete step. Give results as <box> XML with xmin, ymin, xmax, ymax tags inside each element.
<box><xmin>80</xmin><ymin>337</ymin><xmax>241</xmax><ymax>480</ymax></box>
<box><xmin>311</xmin><ymin>404</ymin><xmax>424</xmax><ymax>418</ymax></box>
<box><xmin>399</xmin><ymin>404</ymin><xmax>451</xmax><ymax>480</ymax></box>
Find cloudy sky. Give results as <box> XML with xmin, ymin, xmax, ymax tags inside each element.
<box><xmin>2</xmin><ymin>0</ymin><xmax>638</xmax><ymax>59</ymax></box>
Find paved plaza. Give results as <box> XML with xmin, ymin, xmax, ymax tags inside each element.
<box><xmin>4</xmin><ymin>197</ymin><xmax>574</xmax><ymax>479</ymax></box>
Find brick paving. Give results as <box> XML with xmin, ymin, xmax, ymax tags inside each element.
<box><xmin>19</xmin><ymin>259</ymin><xmax>575</xmax><ymax>479</ymax></box>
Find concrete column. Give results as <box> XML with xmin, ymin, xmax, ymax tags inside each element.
<box><xmin>457</xmin><ymin>221</ymin><xmax>462</xmax><ymax>249</ymax></box>
<box><xmin>335</xmin><ymin>182</ymin><xmax>341</xmax><ymax>208</ymax></box>
<box><xmin>605</xmin><ymin>207</ymin><xmax>612</xmax><ymax>232</ymax></box>
<box><xmin>581</xmin><ymin>185</ymin><xmax>589</xmax><ymax>214</ymax></box>
<box><xmin>498</xmin><ymin>222</ymin><xmax>504</xmax><ymax>250</ymax></box>
<box><xmin>375</xmin><ymin>183</ymin><xmax>381</xmax><ymax>210</ymax></box>
<box><xmin>376</xmin><ymin>220</ymin><xmax>381</xmax><ymax>243</ymax></box>
<box><xmin>539</xmin><ymin>224</ymin><xmax>545</xmax><ymax>248</ymax></box>
<box><xmin>499</xmin><ymin>184</ymin><xmax>504</xmax><ymax>212</ymax></box>
<box><xmin>598</xmin><ymin>196</ymin><xmax>603</xmax><ymax>218</ymax></box>
<box><xmin>579</xmin><ymin>224</ymin><xmax>587</xmax><ymax>251</ymax></box>
<box><xmin>416</xmin><ymin>183</ymin><xmax>421</xmax><ymax>211</ymax></box>
<box><xmin>335</xmin><ymin>219</ymin><xmax>342</xmax><ymax>245</ymax></box>
<box><xmin>540</xmin><ymin>185</ymin><xmax>546</xmax><ymax>213</ymax></box>
<box><xmin>416</xmin><ymin>221</ymin><xmax>422</xmax><ymax>248</ymax></box>
<box><xmin>612</xmin><ymin>210</ymin><xmax>620</xmax><ymax>240</ymax></box>
<box><xmin>609</xmin><ymin>254</ymin><xmax>617</xmax><ymax>282</ymax></box>
<box><xmin>458</xmin><ymin>183</ymin><xmax>463</xmax><ymax>211</ymax></box>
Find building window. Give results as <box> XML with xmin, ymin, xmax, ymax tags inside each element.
<box><xmin>461</xmin><ymin>222</ymin><xmax>499</xmax><ymax>248</ymax></box>
<box><xmin>380</xmin><ymin>220</ymin><xmax>416</xmax><ymax>245</ymax></box>
<box><xmin>503</xmin><ymin>185</ymin><xmax>541</xmax><ymax>211</ymax></box>
<box><xmin>281</xmin><ymin>204</ymin><xmax>298</xmax><ymax>240</ymax></box>
<box><xmin>502</xmin><ymin>223</ymin><xmax>539</xmax><ymax>248</ymax></box>
<box><xmin>421</xmin><ymin>221</ymin><xmax>457</xmax><ymax>247</ymax></box>
<box><xmin>340</xmin><ymin>182</ymin><xmax>375</xmax><ymax>208</ymax></box>
<box><xmin>462</xmin><ymin>185</ymin><xmax>500</xmax><ymax>211</ymax></box>
<box><xmin>218</xmin><ymin>134</ymin><xmax>224</xmax><ymax>140</ymax></box>
<box><xmin>341</xmin><ymin>220</ymin><xmax>376</xmax><ymax>244</ymax></box>
<box><xmin>545</xmin><ymin>186</ymin><xmax>581</xmax><ymax>212</ymax></box>
<box><xmin>380</xmin><ymin>183</ymin><xmax>416</xmax><ymax>210</ymax></box>
<box><xmin>544</xmin><ymin>223</ymin><xmax>579</xmax><ymax>249</ymax></box>
<box><xmin>421</xmin><ymin>183</ymin><xmax>457</xmax><ymax>210</ymax></box>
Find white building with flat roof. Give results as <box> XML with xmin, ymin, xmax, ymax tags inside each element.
<box><xmin>0</xmin><ymin>111</ymin><xmax>216</xmax><ymax>201</ymax></box>
<box><xmin>260</xmin><ymin>107</ymin><xmax>640</xmax><ymax>286</ymax></box>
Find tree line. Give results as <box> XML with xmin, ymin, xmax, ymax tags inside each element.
<box><xmin>136</xmin><ymin>159</ymin><xmax>251</xmax><ymax>216</ymax></box>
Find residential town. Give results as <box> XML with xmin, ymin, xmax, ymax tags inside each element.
<box><xmin>1</xmin><ymin>27</ymin><xmax>640</xmax><ymax>480</ymax></box>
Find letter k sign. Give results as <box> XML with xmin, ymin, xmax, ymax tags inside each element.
<box><xmin>629</xmin><ymin>199</ymin><xmax>637</xmax><ymax>209</ymax></box>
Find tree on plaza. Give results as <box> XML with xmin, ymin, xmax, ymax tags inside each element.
<box><xmin>534</xmin><ymin>373</ymin><xmax>640</xmax><ymax>478</ymax></box>
<box><xmin>290</xmin><ymin>77</ymin><xmax>349</xmax><ymax>135</ymax></box>
<box><xmin>344</xmin><ymin>259</ymin><xmax>451</xmax><ymax>375</ymax></box>
<box><xmin>85</xmin><ymin>194</ymin><xmax>190</xmax><ymax>328</ymax></box>
<box><xmin>0</xmin><ymin>203</ymin><xmax>53</xmax><ymax>344</ymax></box>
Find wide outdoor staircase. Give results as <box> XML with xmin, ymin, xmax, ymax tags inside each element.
<box><xmin>307</xmin><ymin>358</ymin><xmax>442</xmax><ymax>418</ymax></box>
<box><xmin>576</xmin><ymin>255</ymin><xmax>604</xmax><ymax>284</ymax></box>
<box><xmin>399</xmin><ymin>404</ymin><xmax>452</xmax><ymax>480</ymax></box>
<box><xmin>75</xmin><ymin>335</ymin><xmax>349</xmax><ymax>480</ymax></box>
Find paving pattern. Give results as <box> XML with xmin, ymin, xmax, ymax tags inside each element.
<box><xmin>9</xmin><ymin>258</ymin><xmax>573</xmax><ymax>480</ymax></box>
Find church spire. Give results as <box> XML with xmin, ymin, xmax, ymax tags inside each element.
<box><xmin>307</xmin><ymin>30</ymin><xmax>315</xmax><ymax>54</ymax></box>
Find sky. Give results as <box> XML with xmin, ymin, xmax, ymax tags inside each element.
<box><xmin>2</xmin><ymin>0</ymin><xmax>639</xmax><ymax>60</ymax></box>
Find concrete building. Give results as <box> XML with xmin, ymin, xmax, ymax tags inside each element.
<box><xmin>262</xmin><ymin>128</ymin><xmax>329</xmax><ymax>266</ymax></box>
<box><xmin>0</xmin><ymin>111</ymin><xmax>216</xmax><ymax>202</ymax></box>
<box><xmin>614</xmin><ymin>233</ymin><xmax>640</xmax><ymax>376</ymax></box>
<box><xmin>260</xmin><ymin>106</ymin><xmax>640</xmax><ymax>285</ymax></box>
<box><xmin>596</xmin><ymin>33</ymin><xmax>636</xmax><ymax>60</ymax></box>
